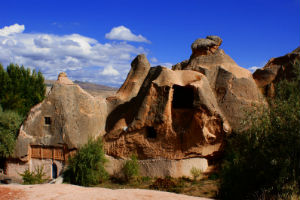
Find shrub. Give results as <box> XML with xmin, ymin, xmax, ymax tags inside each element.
<box><xmin>218</xmin><ymin>63</ymin><xmax>300</xmax><ymax>199</ymax></box>
<box><xmin>135</xmin><ymin>176</ymin><xmax>152</xmax><ymax>184</ymax></box>
<box><xmin>190</xmin><ymin>167</ymin><xmax>202</xmax><ymax>181</ymax></box>
<box><xmin>20</xmin><ymin>166</ymin><xmax>47</xmax><ymax>184</ymax></box>
<box><xmin>63</xmin><ymin>138</ymin><xmax>108</xmax><ymax>186</ymax></box>
<box><xmin>149</xmin><ymin>177</ymin><xmax>176</xmax><ymax>191</ymax></box>
<box><xmin>0</xmin><ymin>109</ymin><xmax>23</xmax><ymax>158</ymax></box>
<box><xmin>149</xmin><ymin>177</ymin><xmax>185</xmax><ymax>193</ymax></box>
<box><xmin>122</xmin><ymin>154</ymin><xmax>139</xmax><ymax>182</ymax></box>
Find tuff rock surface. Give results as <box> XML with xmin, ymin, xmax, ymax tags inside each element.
<box><xmin>104</xmin><ymin>35</ymin><xmax>265</xmax><ymax>160</ymax></box>
<box><xmin>116</xmin><ymin>54</ymin><xmax>151</xmax><ymax>102</ymax></box>
<box><xmin>172</xmin><ymin>36</ymin><xmax>266</xmax><ymax>131</ymax></box>
<box><xmin>104</xmin><ymin>67</ymin><xmax>229</xmax><ymax>160</ymax></box>
<box><xmin>14</xmin><ymin>73</ymin><xmax>107</xmax><ymax>161</ymax></box>
<box><xmin>253</xmin><ymin>46</ymin><xmax>300</xmax><ymax>97</ymax></box>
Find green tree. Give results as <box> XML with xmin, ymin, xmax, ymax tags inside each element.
<box><xmin>63</xmin><ymin>138</ymin><xmax>108</xmax><ymax>186</ymax></box>
<box><xmin>0</xmin><ymin>106</ymin><xmax>23</xmax><ymax>158</ymax></box>
<box><xmin>0</xmin><ymin>63</ymin><xmax>45</xmax><ymax>116</ymax></box>
<box><xmin>219</xmin><ymin>62</ymin><xmax>300</xmax><ymax>199</ymax></box>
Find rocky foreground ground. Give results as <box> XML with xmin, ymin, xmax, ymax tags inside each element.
<box><xmin>0</xmin><ymin>184</ymin><xmax>212</xmax><ymax>200</ymax></box>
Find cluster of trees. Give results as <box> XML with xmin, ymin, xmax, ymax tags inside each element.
<box><xmin>0</xmin><ymin>63</ymin><xmax>46</xmax><ymax>164</ymax></box>
<box><xmin>219</xmin><ymin>62</ymin><xmax>300</xmax><ymax>199</ymax></box>
<box><xmin>0</xmin><ymin>63</ymin><xmax>45</xmax><ymax>116</ymax></box>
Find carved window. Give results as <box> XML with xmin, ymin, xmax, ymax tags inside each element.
<box><xmin>172</xmin><ymin>85</ymin><xmax>194</xmax><ymax>109</ymax></box>
<box><xmin>45</xmin><ymin>117</ymin><xmax>51</xmax><ymax>125</ymax></box>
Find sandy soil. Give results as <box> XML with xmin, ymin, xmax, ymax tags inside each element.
<box><xmin>0</xmin><ymin>184</ymin><xmax>212</xmax><ymax>200</ymax></box>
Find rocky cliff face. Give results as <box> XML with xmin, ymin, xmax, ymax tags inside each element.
<box><xmin>172</xmin><ymin>36</ymin><xmax>266</xmax><ymax>131</ymax></box>
<box><xmin>253</xmin><ymin>47</ymin><xmax>300</xmax><ymax>97</ymax></box>
<box><xmin>104</xmin><ymin>67</ymin><xmax>229</xmax><ymax>160</ymax></box>
<box><xmin>103</xmin><ymin>36</ymin><xmax>266</xmax><ymax>160</ymax></box>
<box><xmin>14</xmin><ymin>72</ymin><xmax>107</xmax><ymax>161</ymax></box>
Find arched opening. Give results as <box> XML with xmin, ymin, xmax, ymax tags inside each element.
<box><xmin>52</xmin><ymin>163</ymin><xmax>58</xmax><ymax>179</ymax></box>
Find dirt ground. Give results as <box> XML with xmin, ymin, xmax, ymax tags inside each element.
<box><xmin>0</xmin><ymin>184</ymin><xmax>213</xmax><ymax>200</ymax></box>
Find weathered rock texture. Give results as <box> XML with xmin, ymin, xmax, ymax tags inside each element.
<box><xmin>14</xmin><ymin>73</ymin><xmax>107</xmax><ymax>162</ymax></box>
<box><xmin>253</xmin><ymin>46</ymin><xmax>300</xmax><ymax>97</ymax></box>
<box><xmin>104</xmin><ymin>36</ymin><xmax>265</xmax><ymax>161</ymax></box>
<box><xmin>172</xmin><ymin>36</ymin><xmax>265</xmax><ymax>131</ymax></box>
<box><xmin>116</xmin><ymin>54</ymin><xmax>150</xmax><ymax>102</ymax></box>
<box><xmin>104</xmin><ymin>66</ymin><xmax>230</xmax><ymax>160</ymax></box>
<box><xmin>191</xmin><ymin>36</ymin><xmax>222</xmax><ymax>56</ymax></box>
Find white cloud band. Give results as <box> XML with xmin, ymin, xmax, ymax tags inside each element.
<box><xmin>0</xmin><ymin>24</ymin><xmax>24</xmax><ymax>36</ymax></box>
<box><xmin>0</xmin><ymin>24</ymin><xmax>147</xmax><ymax>86</ymax></box>
<box><xmin>105</xmin><ymin>26</ymin><xmax>150</xmax><ymax>43</ymax></box>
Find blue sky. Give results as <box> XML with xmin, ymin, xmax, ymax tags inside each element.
<box><xmin>0</xmin><ymin>0</ymin><xmax>299</xmax><ymax>87</ymax></box>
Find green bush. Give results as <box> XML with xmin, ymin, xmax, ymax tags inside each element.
<box><xmin>219</xmin><ymin>63</ymin><xmax>300</xmax><ymax>199</ymax></box>
<box><xmin>0</xmin><ymin>108</ymin><xmax>23</xmax><ymax>158</ymax></box>
<box><xmin>20</xmin><ymin>166</ymin><xmax>47</xmax><ymax>184</ymax></box>
<box><xmin>122</xmin><ymin>154</ymin><xmax>139</xmax><ymax>182</ymax></box>
<box><xmin>63</xmin><ymin>138</ymin><xmax>108</xmax><ymax>186</ymax></box>
<box><xmin>190</xmin><ymin>167</ymin><xmax>202</xmax><ymax>181</ymax></box>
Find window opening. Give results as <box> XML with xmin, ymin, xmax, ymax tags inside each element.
<box><xmin>45</xmin><ymin>117</ymin><xmax>51</xmax><ymax>125</ymax></box>
<box><xmin>172</xmin><ymin>85</ymin><xmax>194</xmax><ymax>108</ymax></box>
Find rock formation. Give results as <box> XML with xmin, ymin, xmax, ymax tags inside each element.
<box><xmin>172</xmin><ymin>36</ymin><xmax>265</xmax><ymax>131</ymax></box>
<box><xmin>116</xmin><ymin>54</ymin><xmax>150</xmax><ymax>102</ymax></box>
<box><xmin>104</xmin><ymin>67</ymin><xmax>229</xmax><ymax>160</ymax></box>
<box><xmin>104</xmin><ymin>35</ymin><xmax>265</xmax><ymax>162</ymax></box>
<box><xmin>253</xmin><ymin>46</ymin><xmax>300</xmax><ymax>97</ymax></box>
<box><xmin>7</xmin><ymin>73</ymin><xmax>107</xmax><ymax>179</ymax></box>
<box><xmin>7</xmin><ymin>36</ymin><xmax>268</xmax><ymax>179</ymax></box>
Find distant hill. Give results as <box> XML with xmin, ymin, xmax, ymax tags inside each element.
<box><xmin>73</xmin><ymin>80</ymin><xmax>117</xmax><ymax>91</ymax></box>
<box><xmin>44</xmin><ymin>80</ymin><xmax>117</xmax><ymax>98</ymax></box>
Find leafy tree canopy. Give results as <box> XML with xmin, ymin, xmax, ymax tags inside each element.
<box><xmin>0</xmin><ymin>106</ymin><xmax>23</xmax><ymax>158</ymax></box>
<box><xmin>0</xmin><ymin>63</ymin><xmax>46</xmax><ymax>116</ymax></box>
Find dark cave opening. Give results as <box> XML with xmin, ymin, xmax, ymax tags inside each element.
<box><xmin>146</xmin><ymin>126</ymin><xmax>157</xmax><ymax>139</ymax></box>
<box><xmin>172</xmin><ymin>85</ymin><xmax>194</xmax><ymax>109</ymax></box>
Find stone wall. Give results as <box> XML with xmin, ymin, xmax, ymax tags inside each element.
<box><xmin>6</xmin><ymin>158</ymin><xmax>64</xmax><ymax>181</ymax></box>
<box><xmin>105</xmin><ymin>156</ymin><xmax>208</xmax><ymax>178</ymax></box>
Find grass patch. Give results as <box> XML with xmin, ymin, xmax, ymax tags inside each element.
<box><xmin>96</xmin><ymin>174</ymin><xmax>218</xmax><ymax>198</ymax></box>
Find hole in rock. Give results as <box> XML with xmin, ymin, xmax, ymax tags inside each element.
<box><xmin>146</xmin><ymin>127</ymin><xmax>157</xmax><ymax>139</ymax></box>
<box><xmin>45</xmin><ymin>117</ymin><xmax>51</xmax><ymax>125</ymax></box>
<box><xmin>172</xmin><ymin>85</ymin><xmax>194</xmax><ymax>109</ymax></box>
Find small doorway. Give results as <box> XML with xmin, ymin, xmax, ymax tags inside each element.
<box><xmin>52</xmin><ymin>163</ymin><xmax>58</xmax><ymax>179</ymax></box>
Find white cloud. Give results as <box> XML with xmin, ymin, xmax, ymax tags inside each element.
<box><xmin>105</xmin><ymin>26</ymin><xmax>150</xmax><ymax>43</ymax></box>
<box><xmin>150</xmin><ymin>57</ymin><xmax>158</xmax><ymax>63</ymax></box>
<box><xmin>248</xmin><ymin>66</ymin><xmax>260</xmax><ymax>72</ymax></box>
<box><xmin>101</xmin><ymin>65</ymin><xmax>120</xmax><ymax>76</ymax></box>
<box><xmin>159</xmin><ymin>62</ymin><xmax>173</xmax><ymax>68</ymax></box>
<box><xmin>0</xmin><ymin>24</ymin><xmax>147</xmax><ymax>86</ymax></box>
<box><xmin>0</xmin><ymin>24</ymin><xmax>24</xmax><ymax>36</ymax></box>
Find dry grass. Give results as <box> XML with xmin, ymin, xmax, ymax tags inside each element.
<box><xmin>96</xmin><ymin>175</ymin><xmax>218</xmax><ymax>199</ymax></box>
